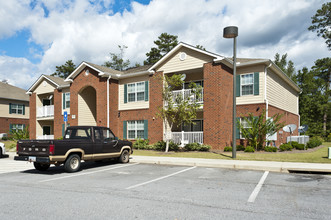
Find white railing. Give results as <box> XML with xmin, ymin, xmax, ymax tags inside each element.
<box><xmin>37</xmin><ymin>135</ymin><xmax>54</xmax><ymax>140</ymax></box>
<box><xmin>167</xmin><ymin>88</ymin><xmax>203</xmax><ymax>106</ymax></box>
<box><xmin>37</xmin><ymin>105</ymin><xmax>54</xmax><ymax>118</ymax></box>
<box><xmin>171</xmin><ymin>131</ymin><xmax>203</xmax><ymax>146</ymax></box>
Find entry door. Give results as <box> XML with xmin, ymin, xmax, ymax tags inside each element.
<box><xmin>43</xmin><ymin>99</ymin><xmax>51</xmax><ymax>106</ymax></box>
<box><xmin>101</xmin><ymin>128</ymin><xmax>117</xmax><ymax>153</ymax></box>
<box><xmin>43</xmin><ymin>126</ymin><xmax>51</xmax><ymax>135</ymax></box>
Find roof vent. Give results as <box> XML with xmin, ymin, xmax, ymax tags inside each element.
<box><xmin>179</xmin><ymin>52</ymin><xmax>187</xmax><ymax>61</ymax></box>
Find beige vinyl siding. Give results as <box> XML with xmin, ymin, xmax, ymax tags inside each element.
<box><xmin>267</xmin><ymin>70</ymin><xmax>299</xmax><ymax>114</ymax></box>
<box><xmin>236</xmin><ymin>65</ymin><xmax>265</xmax><ymax>105</ymax></box>
<box><xmin>157</xmin><ymin>47</ymin><xmax>213</xmax><ymax>74</ymax></box>
<box><xmin>34</xmin><ymin>79</ymin><xmax>56</xmax><ymax>94</ymax></box>
<box><xmin>0</xmin><ymin>99</ymin><xmax>29</xmax><ymax>119</ymax></box>
<box><xmin>61</xmin><ymin>88</ymin><xmax>70</xmax><ymax>115</ymax></box>
<box><xmin>119</xmin><ymin>75</ymin><xmax>149</xmax><ymax>110</ymax></box>
<box><xmin>78</xmin><ymin>87</ymin><xmax>96</xmax><ymax>126</ymax></box>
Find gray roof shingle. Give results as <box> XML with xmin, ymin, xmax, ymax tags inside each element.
<box><xmin>0</xmin><ymin>82</ymin><xmax>29</xmax><ymax>101</ymax></box>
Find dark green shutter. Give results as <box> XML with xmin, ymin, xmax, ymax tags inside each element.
<box><xmin>23</xmin><ymin>105</ymin><xmax>25</xmax><ymax>115</ymax></box>
<box><xmin>254</xmin><ymin>72</ymin><xmax>259</xmax><ymax>95</ymax></box>
<box><xmin>62</xmin><ymin>93</ymin><xmax>65</xmax><ymax>109</ymax></box>
<box><xmin>62</xmin><ymin>124</ymin><xmax>65</xmax><ymax>136</ymax></box>
<box><xmin>9</xmin><ymin>103</ymin><xmax>12</xmax><ymax>114</ymax></box>
<box><xmin>236</xmin><ymin>75</ymin><xmax>240</xmax><ymax>97</ymax></box>
<box><xmin>144</xmin><ymin>120</ymin><xmax>148</xmax><ymax>139</ymax></box>
<box><xmin>9</xmin><ymin>124</ymin><xmax>13</xmax><ymax>133</ymax></box>
<box><xmin>124</xmin><ymin>84</ymin><xmax>128</xmax><ymax>103</ymax></box>
<box><xmin>236</xmin><ymin>117</ymin><xmax>240</xmax><ymax>139</ymax></box>
<box><xmin>145</xmin><ymin>81</ymin><xmax>149</xmax><ymax>101</ymax></box>
<box><xmin>123</xmin><ymin>121</ymin><xmax>127</xmax><ymax>139</ymax></box>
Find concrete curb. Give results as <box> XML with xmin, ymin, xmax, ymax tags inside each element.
<box><xmin>131</xmin><ymin>156</ymin><xmax>331</xmax><ymax>173</ymax></box>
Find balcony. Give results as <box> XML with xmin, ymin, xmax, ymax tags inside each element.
<box><xmin>171</xmin><ymin>131</ymin><xmax>203</xmax><ymax>146</ymax></box>
<box><xmin>166</xmin><ymin>88</ymin><xmax>203</xmax><ymax>106</ymax></box>
<box><xmin>37</xmin><ymin>135</ymin><xmax>54</xmax><ymax>140</ymax></box>
<box><xmin>37</xmin><ymin>105</ymin><xmax>54</xmax><ymax>118</ymax></box>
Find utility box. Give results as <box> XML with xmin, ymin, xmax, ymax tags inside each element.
<box><xmin>329</xmin><ymin>148</ymin><xmax>331</xmax><ymax>159</ymax></box>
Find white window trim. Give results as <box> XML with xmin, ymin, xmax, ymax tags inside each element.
<box><xmin>127</xmin><ymin>120</ymin><xmax>144</xmax><ymax>139</ymax></box>
<box><xmin>239</xmin><ymin>118</ymin><xmax>252</xmax><ymax>139</ymax></box>
<box><xmin>127</xmin><ymin>81</ymin><xmax>145</xmax><ymax>103</ymax></box>
<box><xmin>63</xmin><ymin>92</ymin><xmax>70</xmax><ymax>109</ymax></box>
<box><xmin>11</xmin><ymin>104</ymin><xmax>24</xmax><ymax>115</ymax></box>
<box><xmin>12</xmin><ymin>124</ymin><xmax>24</xmax><ymax>132</ymax></box>
<box><xmin>240</xmin><ymin>73</ymin><xmax>254</xmax><ymax>96</ymax></box>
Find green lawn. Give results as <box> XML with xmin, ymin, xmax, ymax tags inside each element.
<box><xmin>1</xmin><ymin>140</ymin><xmax>17</xmax><ymax>151</ymax></box>
<box><xmin>133</xmin><ymin>142</ymin><xmax>331</xmax><ymax>163</ymax></box>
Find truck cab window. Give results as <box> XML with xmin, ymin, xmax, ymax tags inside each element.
<box><xmin>102</xmin><ymin>128</ymin><xmax>115</xmax><ymax>141</ymax></box>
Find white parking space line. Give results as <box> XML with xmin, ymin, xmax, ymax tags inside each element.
<box><xmin>248</xmin><ymin>171</ymin><xmax>269</xmax><ymax>203</ymax></box>
<box><xmin>39</xmin><ymin>163</ymin><xmax>139</xmax><ymax>183</ymax></box>
<box><xmin>126</xmin><ymin>166</ymin><xmax>197</xmax><ymax>190</ymax></box>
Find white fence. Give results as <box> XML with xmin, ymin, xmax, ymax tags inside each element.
<box><xmin>167</xmin><ymin>88</ymin><xmax>204</xmax><ymax>106</ymax></box>
<box><xmin>37</xmin><ymin>135</ymin><xmax>54</xmax><ymax>140</ymax></box>
<box><xmin>37</xmin><ymin>105</ymin><xmax>54</xmax><ymax>118</ymax></box>
<box><xmin>287</xmin><ymin>135</ymin><xmax>309</xmax><ymax>144</ymax></box>
<box><xmin>171</xmin><ymin>131</ymin><xmax>203</xmax><ymax>146</ymax></box>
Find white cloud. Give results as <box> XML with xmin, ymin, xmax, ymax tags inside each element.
<box><xmin>0</xmin><ymin>0</ymin><xmax>329</xmax><ymax>89</ymax></box>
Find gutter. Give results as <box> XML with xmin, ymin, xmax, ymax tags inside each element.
<box><xmin>264</xmin><ymin>62</ymin><xmax>272</xmax><ymax>119</ymax></box>
<box><xmin>107</xmin><ymin>76</ymin><xmax>111</xmax><ymax>128</ymax></box>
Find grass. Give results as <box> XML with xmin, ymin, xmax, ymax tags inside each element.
<box><xmin>0</xmin><ymin>140</ymin><xmax>17</xmax><ymax>151</ymax></box>
<box><xmin>134</xmin><ymin>142</ymin><xmax>331</xmax><ymax>163</ymax></box>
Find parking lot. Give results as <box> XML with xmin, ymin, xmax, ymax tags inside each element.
<box><xmin>1</xmin><ymin>157</ymin><xmax>331</xmax><ymax>220</ymax></box>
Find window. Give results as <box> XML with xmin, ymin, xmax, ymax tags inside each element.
<box><xmin>101</xmin><ymin>128</ymin><xmax>115</xmax><ymax>140</ymax></box>
<box><xmin>11</xmin><ymin>124</ymin><xmax>24</xmax><ymax>132</ymax></box>
<box><xmin>182</xmin><ymin>120</ymin><xmax>203</xmax><ymax>132</ymax></box>
<box><xmin>241</xmin><ymin>74</ymin><xmax>254</xmax><ymax>96</ymax></box>
<box><xmin>63</xmin><ymin>92</ymin><xmax>70</xmax><ymax>109</ymax></box>
<box><xmin>65</xmin><ymin>128</ymin><xmax>91</xmax><ymax>139</ymax></box>
<box><xmin>128</xmin><ymin>82</ymin><xmax>145</xmax><ymax>102</ymax></box>
<box><xmin>127</xmin><ymin>120</ymin><xmax>145</xmax><ymax>139</ymax></box>
<box><xmin>240</xmin><ymin>118</ymin><xmax>252</xmax><ymax>139</ymax></box>
<box><xmin>10</xmin><ymin>104</ymin><xmax>24</xmax><ymax>114</ymax></box>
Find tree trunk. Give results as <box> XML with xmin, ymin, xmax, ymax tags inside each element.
<box><xmin>165</xmin><ymin>140</ymin><xmax>169</xmax><ymax>153</ymax></box>
<box><xmin>323</xmin><ymin>110</ymin><xmax>327</xmax><ymax>136</ymax></box>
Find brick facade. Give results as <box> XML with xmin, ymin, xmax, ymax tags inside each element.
<box><xmin>0</xmin><ymin>117</ymin><xmax>29</xmax><ymax>134</ymax></box>
<box><xmin>29</xmin><ymin>93</ymin><xmax>36</xmax><ymax>139</ymax></box>
<box><xmin>203</xmin><ymin>62</ymin><xmax>234</xmax><ymax>149</ymax></box>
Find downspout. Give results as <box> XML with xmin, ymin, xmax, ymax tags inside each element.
<box><xmin>107</xmin><ymin>76</ymin><xmax>111</xmax><ymax>128</ymax></box>
<box><xmin>264</xmin><ymin>63</ymin><xmax>272</xmax><ymax>119</ymax></box>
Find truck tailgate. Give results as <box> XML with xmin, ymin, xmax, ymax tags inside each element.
<box><xmin>17</xmin><ymin>140</ymin><xmax>52</xmax><ymax>157</ymax></box>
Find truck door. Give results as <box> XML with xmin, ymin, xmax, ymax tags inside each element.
<box><xmin>101</xmin><ymin>128</ymin><xmax>118</xmax><ymax>154</ymax></box>
<box><xmin>93</xmin><ymin>128</ymin><xmax>103</xmax><ymax>154</ymax></box>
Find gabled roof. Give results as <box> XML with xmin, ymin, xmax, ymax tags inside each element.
<box><xmin>0</xmin><ymin>82</ymin><xmax>29</xmax><ymax>101</ymax></box>
<box><xmin>148</xmin><ymin>42</ymin><xmax>224</xmax><ymax>71</ymax></box>
<box><xmin>27</xmin><ymin>74</ymin><xmax>70</xmax><ymax>94</ymax></box>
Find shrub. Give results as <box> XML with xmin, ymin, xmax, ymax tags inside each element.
<box><xmin>199</xmin><ymin>144</ymin><xmax>211</xmax><ymax>152</ymax></box>
<box><xmin>1</xmin><ymin>137</ymin><xmax>8</xmax><ymax>140</ymax></box>
<box><xmin>184</xmin><ymin>143</ymin><xmax>211</xmax><ymax>152</ymax></box>
<box><xmin>279</xmin><ymin>143</ymin><xmax>293</xmax><ymax>151</ymax></box>
<box><xmin>133</xmin><ymin>139</ymin><xmax>149</xmax><ymax>150</ymax></box>
<box><xmin>153</xmin><ymin>140</ymin><xmax>179</xmax><ymax>151</ymax></box>
<box><xmin>224</xmin><ymin>146</ymin><xmax>232</xmax><ymax>152</ymax></box>
<box><xmin>327</xmin><ymin>133</ymin><xmax>331</xmax><ymax>142</ymax></box>
<box><xmin>244</xmin><ymin>146</ymin><xmax>255</xmax><ymax>153</ymax></box>
<box><xmin>295</xmin><ymin>143</ymin><xmax>305</xmax><ymax>150</ymax></box>
<box><xmin>306</xmin><ymin>136</ymin><xmax>323</xmax><ymax>148</ymax></box>
<box><xmin>290</xmin><ymin>141</ymin><xmax>299</xmax><ymax>148</ymax></box>
<box><xmin>264</xmin><ymin>146</ymin><xmax>277</xmax><ymax>152</ymax></box>
<box><xmin>236</xmin><ymin>145</ymin><xmax>245</xmax><ymax>151</ymax></box>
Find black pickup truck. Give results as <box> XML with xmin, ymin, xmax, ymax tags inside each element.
<box><xmin>14</xmin><ymin>126</ymin><xmax>133</xmax><ymax>172</ymax></box>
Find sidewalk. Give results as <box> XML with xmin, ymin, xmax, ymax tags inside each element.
<box><xmin>5</xmin><ymin>152</ymin><xmax>331</xmax><ymax>173</ymax></box>
<box><xmin>131</xmin><ymin>156</ymin><xmax>331</xmax><ymax>173</ymax></box>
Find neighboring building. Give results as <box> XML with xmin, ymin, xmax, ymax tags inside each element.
<box><xmin>0</xmin><ymin>81</ymin><xmax>29</xmax><ymax>135</ymax></box>
<box><xmin>27</xmin><ymin>43</ymin><xmax>300</xmax><ymax>149</ymax></box>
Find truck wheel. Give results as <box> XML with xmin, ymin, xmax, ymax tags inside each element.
<box><xmin>64</xmin><ymin>154</ymin><xmax>81</xmax><ymax>173</ymax></box>
<box><xmin>34</xmin><ymin>162</ymin><xmax>50</xmax><ymax>171</ymax></box>
<box><xmin>118</xmin><ymin>150</ymin><xmax>130</xmax><ymax>163</ymax></box>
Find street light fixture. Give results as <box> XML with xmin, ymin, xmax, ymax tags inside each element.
<box><xmin>223</xmin><ymin>26</ymin><xmax>238</xmax><ymax>159</ymax></box>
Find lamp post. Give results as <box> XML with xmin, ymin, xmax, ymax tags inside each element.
<box><xmin>223</xmin><ymin>26</ymin><xmax>238</xmax><ymax>159</ymax></box>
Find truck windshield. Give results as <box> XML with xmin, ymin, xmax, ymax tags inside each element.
<box><xmin>64</xmin><ymin>128</ymin><xmax>91</xmax><ymax>140</ymax></box>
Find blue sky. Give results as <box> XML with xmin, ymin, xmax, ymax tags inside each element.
<box><xmin>0</xmin><ymin>0</ymin><xmax>329</xmax><ymax>89</ymax></box>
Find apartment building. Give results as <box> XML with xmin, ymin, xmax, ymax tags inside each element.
<box><xmin>27</xmin><ymin>43</ymin><xmax>300</xmax><ymax>149</ymax></box>
<box><xmin>0</xmin><ymin>81</ymin><xmax>29</xmax><ymax>135</ymax></box>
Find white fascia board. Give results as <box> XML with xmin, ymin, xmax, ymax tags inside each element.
<box><xmin>26</xmin><ymin>75</ymin><xmax>60</xmax><ymax>93</ymax></box>
<box><xmin>119</xmin><ymin>71</ymin><xmax>150</xmax><ymax>79</ymax></box>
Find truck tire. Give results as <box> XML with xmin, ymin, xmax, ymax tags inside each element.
<box><xmin>64</xmin><ymin>154</ymin><xmax>81</xmax><ymax>173</ymax></box>
<box><xmin>34</xmin><ymin>162</ymin><xmax>50</xmax><ymax>171</ymax></box>
<box><xmin>118</xmin><ymin>150</ymin><xmax>130</xmax><ymax>163</ymax></box>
